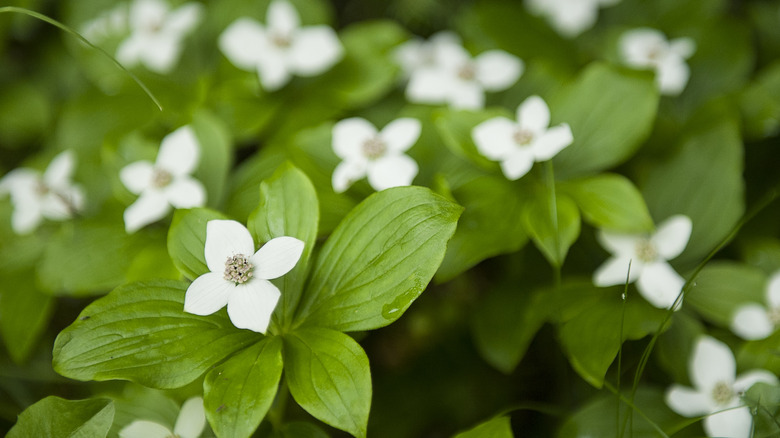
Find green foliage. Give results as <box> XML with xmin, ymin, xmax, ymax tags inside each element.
<box><xmin>454</xmin><ymin>415</ymin><xmax>514</xmax><ymax>438</ymax></box>
<box><xmin>7</xmin><ymin>396</ymin><xmax>114</xmax><ymax>438</ymax></box>
<box><xmin>167</xmin><ymin>208</ymin><xmax>228</xmax><ymax>280</ymax></box>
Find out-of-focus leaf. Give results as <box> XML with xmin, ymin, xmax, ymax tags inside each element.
<box><xmin>453</xmin><ymin>415</ymin><xmax>513</xmax><ymax>438</ymax></box>
<box><xmin>191</xmin><ymin>110</ymin><xmax>233</xmax><ymax>208</ymax></box>
<box><xmin>167</xmin><ymin>208</ymin><xmax>228</xmax><ymax>280</ymax></box>
<box><xmin>522</xmin><ymin>191</ymin><xmax>580</xmax><ymax>268</ymax></box>
<box><xmin>7</xmin><ymin>396</ymin><xmax>114</xmax><ymax>438</ymax></box>
<box><xmin>0</xmin><ymin>269</ymin><xmax>54</xmax><ymax>363</ymax></box>
<box><xmin>685</xmin><ymin>262</ymin><xmax>766</xmax><ymax>326</ymax></box>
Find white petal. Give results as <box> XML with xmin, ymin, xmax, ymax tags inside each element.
<box><xmin>664</xmin><ymin>385</ymin><xmax>713</xmax><ymax>417</ymax></box>
<box><xmin>183</xmin><ymin>272</ymin><xmax>233</xmax><ymax>315</ymax></box>
<box><xmin>289</xmin><ymin>26</ymin><xmax>343</xmax><ymax>76</ymax></box>
<box><xmin>472</xmin><ymin>117</ymin><xmax>518</xmax><ymax>161</ymax></box>
<box><xmin>380</xmin><ymin>118</ymin><xmax>421</xmax><ymax>153</ymax></box>
<box><xmin>43</xmin><ymin>150</ymin><xmax>75</xmax><ymax>189</ymax></box>
<box><xmin>165</xmin><ymin>3</ymin><xmax>202</xmax><ymax>35</ymax></box>
<box><xmin>40</xmin><ymin>192</ymin><xmax>74</xmax><ymax>220</ymax></box>
<box><xmin>546</xmin><ymin>1</ymin><xmax>599</xmax><ymax>38</ymax></box>
<box><xmin>157</xmin><ymin>126</ymin><xmax>200</xmax><ymax>176</ymax></box>
<box><xmin>258</xmin><ymin>56</ymin><xmax>292</xmax><ymax>91</ymax></box>
<box><xmin>267</xmin><ymin>0</ymin><xmax>299</xmax><ymax>36</ymax></box>
<box><xmin>448</xmin><ymin>80</ymin><xmax>484</xmax><ymax>110</ymax></box>
<box><xmin>670</xmin><ymin>37</ymin><xmax>696</xmax><ymax>59</ymax></box>
<box><xmin>651</xmin><ymin>215</ymin><xmax>692</xmax><ymax>260</ymax></box>
<box><xmin>433</xmin><ymin>44</ymin><xmax>471</xmax><ymax>71</ymax></box>
<box><xmin>703</xmin><ymin>406</ymin><xmax>753</xmax><ymax>438</ymax></box>
<box><xmin>11</xmin><ymin>203</ymin><xmax>43</xmax><ymax>235</ymax></box>
<box><xmin>0</xmin><ymin>168</ymin><xmax>39</xmax><ymax>200</ymax></box>
<box><xmin>690</xmin><ymin>336</ymin><xmax>736</xmax><ymax>394</ymax></box>
<box><xmin>226</xmin><ymin>280</ymin><xmax>281</xmax><ymax>333</ymax></box>
<box><xmin>204</xmin><ymin>220</ymin><xmax>256</xmax><ymax>273</ymax></box>
<box><xmin>734</xmin><ymin>369</ymin><xmax>779</xmax><ymax>394</ymax></box>
<box><xmin>116</xmin><ymin>35</ymin><xmax>145</xmax><ymax>68</ymax></box>
<box><xmin>164</xmin><ymin>177</ymin><xmax>206</xmax><ymax>209</ymax></box>
<box><xmin>139</xmin><ymin>36</ymin><xmax>179</xmax><ymax>73</ymax></box>
<box><xmin>129</xmin><ymin>0</ymin><xmax>167</xmax><ymax>29</ymax></box>
<box><xmin>250</xmin><ymin>236</ymin><xmax>305</xmax><ymax>280</ymax></box>
<box><xmin>767</xmin><ymin>271</ymin><xmax>780</xmax><ymax>308</ymax></box>
<box><xmin>593</xmin><ymin>256</ymin><xmax>641</xmax><ymax>287</ymax></box>
<box><xmin>656</xmin><ymin>56</ymin><xmax>690</xmax><ymax>96</ymax></box>
<box><xmin>597</xmin><ymin>230</ymin><xmax>641</xmax><ymax>257</ymax></box>
<box><xmin>499</xmin><ymin>148</ymin><xmax>534</xmax><ymax>180</ymax></box>
<box><xmin>620</xmin><ymin>28</ymin><xmax>667</xmax><ymax>68</ymax></box>
<box><xmin>636</xmin><ymin>261</ymin><xmax>684</xmax><ymax>309</ymax></box>
<box><xmin>332</xmin><ymin>160</ymin><xmax>367</xmax><ymax>193</ymax></box>
<box><xmin>474</xmin><ymin>50</ymin><xmax>523</xmax><ymax>91</ymax></box>
<box><xmin>366</xmin><ymin>154</ymin><xmax>419</xmax><ymax>190</ymax></box>
<box><xmin>532</xmin><ymin>124</ymin><xmax>573</xmax><ymax>161</ymax></box>
<box><xmin>517</xmin><ymin>95</ymin><xmax>550</xmax><ymax>134</ymax></box>
<box><xmin>119</xmin><ymin>420</ymin><xmax>172</xmax><ymax>438</ymax></box>
<box><xmin>731</xmin><ymin>304</ymin><xmax>774</xmax><ymax>341</ymax></box>
<box><xmin>332</xmin><ymin>118</ymin><xmax>377</xmax><ymax>160</ymax></box>
<box><xmin>124</xmin><ymin>191</ymin><xmax>171</xmax><ymax>233</ymax></box>
<box><xmin>393</xmin><ymin>38</ymin><xmax>424</xmax><ymax>74</ymax></box>
<box><xmin>173</xmin><ymin>397</ymin><xmax>206</xmax><ymax>438</ymax></box>
<box><xmin>219</xmin><ymin>18</ymin><xmax>266</xmax><ymax>71</ymax></box>
<box><xmin>405</xmin><ymin>68</ymin><xmax>452</xmax><ymax>104</ymax></box>
<box><xmin>120</xmin><ymin>161</ymin><xmax>155</xmax><ymax>195</ymax></box>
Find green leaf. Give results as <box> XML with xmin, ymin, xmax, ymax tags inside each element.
<box><xmin>167</xmin><ymin>208</ymin><xmax>228</xmax><ymax>280</ymax></box>
<box><xmin>53</xmin><ymin>280</ymin><xmax>257</xmax><ymax>388</ymax></box>
<box><xmin>522</xmin><ymin>191</ymin><xmax>580</xmax><ymax>267</ymax></box>
<box><xmin>740</xmin><ymin>62</ymin><xmax>780</xmax><ymax>139</ymax></box>
<box><xmin>685</xmin><ymin>262</ymin><xmax>767</xmax><ymax>326</ymax></box>
<box><xmin>559</xmin><ymin>173</ymin><xmax>654</xmax><ymax>233</ymax></box>
<box><xmin>738</xmin><ymin>331</ymin><xmax>780</xmax><ymax>375</ymax></box>
<box><xmin>656</xmin><ymin>312</ymin><xmax>704</xmax><ymax>385</ymax></box>
<box><xmin>295</xmin><ymin>186</ymin><xmax>462</xmax><ymax>331</ymax></box>
<box><xmin>743</xmin><ymin>382</ymin><xmax>780</xmax><ymax>437</ymax></box>
<box><xmin>7</xmin><ymin>396</ymin><xmax>114</xmax><ymax>438</ymax></box>
<box><xmin>272</xmin><ymin>422</ymin><xmax>331</xmax><ymax>438</ymax></box>
<box><xmin>551</xmin><ymin>63</ymin><xmax>659</xmax><ymax>178</ymax></box>
<box><xmin>0</xmin><ymin>269</ymin><xmax>54</xmax><ymax>364</ymax></box>
<box><xmin>453</xmin><ymin>416</ymin><xmax>513</xmax><ymax>438</ymax></box>
<box><xmin>248</xmin><ymin>163</ymin><xmax>319</xmax><ymax>330</ymax></box>
<box><xmin>204</xmin><ymin>337</ymin><xmax>283</xmax><ymax>438</ymax></box>
<box><xmin>433</xmin><ymin>108</ymin><xmax>513</xmax><ymax>172</ymax></box>
<box><xmin>284</xmin><ymin>328</ymin><xmax>371</xmax><ymax>438</ymax></box>
<box><xmin>191</xmin><ymin>110</ymin><xmax>233</xmax><ymax>208</ymax></box>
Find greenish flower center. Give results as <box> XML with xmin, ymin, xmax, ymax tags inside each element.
<box><xmin>224</xmin><ymin>254</ymin><xmax>253</xmax><ymax>284</ymax></box>
<box><xmin>711</xmin><ymin>381</ymin><xmax>734</xmax><ymax>406</ymax></box>
<box><xmin>271</xmin><ymin>32</ymin><xmax>292</xmax><ymax>48</ymax></box>
<box><xmin>457</xmin><ymin>63</ymin><xmax>476</xmax><ymax>81</ymax></box>
<box><xmin>152</xmin><ymin>168</ymin><xmax>173</xmax><ymax>188</ymax></box>
<box><xmin>635</xmin><ymin>238</ymin><xmax>658</xmax><ymax>263</ymax></box>
<box><xmin>513</xmin><ymin>129</ymin><xmax>534</xmax><ymax>146</ymax></box>
<box><xmin>34</xmin><ymin>180</ymin><xmax>50</xmax><ymax>196</ymax></box>
<box><xmin>362</xmin><ymin>137</ymin><xmax>387</xmax><ymax>160</ymax></box>
<box><xmin>769</xmin><ymin>307</ymin><xmax>780</xmax><ymax>326</ymax></box>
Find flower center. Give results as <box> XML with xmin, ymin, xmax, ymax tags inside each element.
<box><xmin>513</xmin><ymin>129</ymin><xmax>534</xmax><ymax>146</ymax></box>
<box><xmin>457</xmin><ymin>63</ymin><xmax>476</xmax><ymax>80</ymax></box>
<box><xmin>634</xmin><ymin>238</ymin><xmax>658</xmax><ymax>263</ymax></box>
<box><xmin>362</xmin><ymin>137</ymin><xmax>387</xmax><ymax>160</ymax></box>
<box><xmin>271</xmin><ymin>32</ymin><xmax>292</xmax><ymax>48</ymax></box>
<box><xmin>224</xmin><ymin>254</ymin><xmax>253</xmax><ymax>284</ymax></box>
<box><xmin>34</xmin><ymin>180</ymin><xmax>50</xmax><ymax>196</ymax></box>
<box><xmin>151</xmin><ymin>168</ymin><xmax>173</xmax><ymax>188</ymax></box>
<box><xmin>711</xmin><ymin>381</ymin><xmax>735</xmax><ymax>406</ymax></box>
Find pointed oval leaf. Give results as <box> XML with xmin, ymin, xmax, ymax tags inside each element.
<box><xmin>7</xmin><ymin>397</ymin><xmax>114</xmax><ymax>438</ymax></box>
<box><xmin>53</xmin><ymin>280</ymin><xmax>257</xmax><ymax>388</ymax></box>
<box><xmin>0</xmin><ymin>269</ymin><xmax>54</xmax><ymax>364</ymax></box>
<box><xmin>284</xmin><ymin>328</ymin><xmax>371</xmax><ymax>438</ymax></box>
<box><xmin>522</xmin><ymin>192</ymin><xmax>581</xmax><ymax>268</ymax></box>
<box><xmin>191</xmin><ymin>110</ymin><xmax>233</xmax><ymax>207</ymax></box>
<box><xmin>454</xmin><ymin>416</ymin><xmax>514</xmax><ymax>438</ymax></box>
<box><xmin>167</xmin><ymin>208</ymin><xmax>228</xmax><ymax>280</ymax></box>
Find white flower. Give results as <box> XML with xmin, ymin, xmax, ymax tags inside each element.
<box><xmin>593</xmin><ymin>215</ymin><xmax>692</xmax><ymax>309</ymax></box>
<box><xmin>183</xmin><ymin>220</ymin><xmax>304</xmax><ymax>334</ymax></box>
<box><xmin>665</xmin><ymin>336</ymin><xmax>778</xmax><ymax>438</ymax></box>
<box><xmin>406</xmin><ymin>44</ymin><xmax>523</xmax><ymax>109</ymax></box>
<box><xmin>393</xmin><ymin>31</ymin><xmax>462</xmax><ymax>78</ymax></box>
<box><xmin>219</xmin><ymin>0</ymin><xmax>344</xmax><ymax>91</ymax></box>
<box><xmin>525</xmin><ymin>0</ymin><xmax>620</xmax><ymax>38</ymax></box>
<box><xmin>731</xmin><ymin>271</ymin><xmax>780</xmax><ymax>341</ymax></box>
<box><xmin>120</xmin><ymin>126</ymin><xmax>206</xmax><ymax>233</ymax></box>
<box><xmin>81</xmin><ymin>3</ymin><xmax>128</xmax><ymax>42</ymax></box>
<box><xmin>331</xmin><ymin>117</ymin><xmax>421</xmax><ymax>193</ymax></box>
<box><xmin>116</xmin><ymin>0</ymin><xmax>203</xmax><ymax>74</ymax></box>
<box><xmin>119</xmin><ymin>396</ymin><xmax>206</xmax><ymax>438</ymax></box>
<box><xmin>619</xmin><ymin>28</ymin><xmax>696</xmax><ymax>96</ymax></box>
<box><xmin>471</xmin><ymin>95</ymin><xmax>573</xmax><ymax>180</ymax></box>
<box><xmin>0</xmin><ymin>150</ymin><xmax>85</xmax><ymax>235</ymax></box>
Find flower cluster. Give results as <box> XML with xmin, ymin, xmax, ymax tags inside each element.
<box><xmin>619</xmin><ymin>28</ymin><xmax>696</xmax><ymax>96</ymax></box>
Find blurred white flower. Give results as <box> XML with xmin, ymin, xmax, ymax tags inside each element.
<box><xmin>120</xmin><ymin>126</ymin><xmax>206</xmax><ymax>233</ymax></box>
<box><xmin>219</xmin><ymin>0</ymin><xmax>344</xmax><ymax>91</ymax></box>
<box><xmin>665</xmin><ymin>336</ymin><xmax>778</xmax><ymax>438</ymax></box>
<box><xmin>471</xmin><ymin>95</ymin><xmax>572</xmax><ymax>180</ymax></box>
<box><xmin>525</xmin><ymin>0</ymin><xmax>621</xmax><ymax>38</ymax></box>
<box><xmin>119</xmin><ymin>396</ymin><xmax>206</xmax><ymax>438</ymax></box>
<box><xmin>731</xmin><ymin>271</ymin><xmax>780</xmax><ymax>341</ymax></box>
<box><xmin>184</xmin><ymin>220</ymin><xmax>304</xmax><ymax>334</ymax></box>
<box><xmin>406</xmin><ymin>44</ymin><xmax>523</xmax><ymax>109</ymax></box>
<box><xmin>593</xmin><ymin>215</ymin><xmax>692</xmax><ymax>309</ymax></box>
<box><xmin>116</xmin><ymin>0</ymin><xmax>203</xmax><ymax>74</ymax></box>
<box><xmin>0</xmin><ymin>150</ymin><xmax>84</xmax><ymax>235</ymax></box>
<box><xmin>620</xmin><ymin>28</ymin><xmax>695</xmax><ymax>96</ymax></box>
<box><xmin>81</xmin><ymin>3</ymin><xmax>128</xmax><ymax>42</ymax></box>
<box><xmin>331</xmin><ymin>117</ymin><xmax>421</xmax><ymax>193</ymax></box>
<box><xmin>393</xmin><ymin>31</ymin><xmax>462</xmax><ymax>78</ymax></box>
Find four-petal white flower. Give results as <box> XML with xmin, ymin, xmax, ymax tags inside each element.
<box><xmin>472</xmin><ymin>95</ymin><xmax>573</xmax><ymax>180</ymax></box>
<box><xmin>116</xmin><ymin>0</ymin><xmax>203</xmax><ymax>74</ymax></box>
<box><xmin>393</xmin><ymin>31</ymin><xmax>462</xmax><ymax>78</ymax></box>
<box><xmin>331</xmin><ymin>117</ymin><xmax>421</xmax><ymax>193</ymax></box>
<box><xmin>219</xmin><ymin>0</ymin><xmax>344</xmax><ymax>91</ymax></box>
<box><xmin>119</xmin><ymin>396</ymin><xmax>206</xmax><ymax>438</ymax></box>
<box><xmin>525</xmin><ymin>0</ymin><xmax>621</xmax><ymax>38</ymax></box>
<box><xmin>731</xmin><ymin>271</ymin><xmax>780</xmax><ymax>341</ymax></box>
<box><xmin>0</xmin><ymin>150</ymin><xmax>85</xmax><ymax>235</ymax></box>
<box><xmin>184</xmin><ymin>220</ymin><xmax>304</xmax><ymax>334</ymax></box>
<box><xmin>120</xmin><ymin>125</ymin><xmax>206</xmax><ymax>233</ymax></box>
<box><xmin>406</xmin><ymin>43</ymin><xmax>523</xmax><ymax>109</ymax></box>
<box><xmin>593</xmin><ymin>215</ymin><xmax>692</xmax><ymax>309</ymax></box>
<box><xmin>666</xmin><ymin>336</ymin><xmax>778</xmax><ymax>438</ymax></box>
<box><xmin>619</xmin><ymin>28</ymin><xmax>696</xmax><ymax>96</ymax></box>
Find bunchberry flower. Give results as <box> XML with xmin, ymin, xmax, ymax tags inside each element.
<box><xmin>393</xmin><ymin>31</ymin><xmax>462</xmax><ymax>78</ymax></box>
<box><xmin>666</xmin><ymin>336</ymin><xmax>778</xmax><ymax>438</ymax></box>
<box><xmin>219</xmin><ymin>0</ymin><xmax>344</xmax><ymax>91</ymax></box>
<box><xmin>184</xmin><ymin>220</ymin><xmax>304</xmax><ymax>334</ymax></box>
<box><xmin>471</xmin><ymin>95</ymin><xmax>573</xmax><ymax>180</ymax></box>
<box><xmin>116</xmin><ymin>0</ymin><xmax>203</xmax><ymax>74</ymax></box>
<box><xmin>525</xmin><ymin>0</ymin><xmax>620</xmax><ymax>38</ymax></box>
<box><xmin>619</xmin><ymin>28</ymin><xmax>695</xmax><ymax>96</ymax></box>
<box><xmin>0</xmin><ymin>150</ymin><xmax>84</xmax><ymax>235</ymax></box>
<box><xmin>331</xmin><ymin>117</ymin><xmax>420</xmax><ymax>193</ymax></box>
<box><xmin>119</xmin><ymin>396</ymin><xmax>205</xmax><ymax>438</ymax></box>
<box><xmin>120</xmin><ymin>126</ymin><xmax>206</xmax><ymax>233</ymax></box>
<box><xmin>593</xmin><ymin>215</ymin><xmax>692</xmax><ymax>309</ymax></box>
<box><xmin>731</xmin><ymin>271</ymin><xmax>780</xmax><ymax>341</ymax></box>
